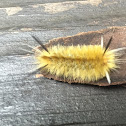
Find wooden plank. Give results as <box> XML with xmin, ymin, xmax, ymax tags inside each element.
<box><xmin>1</xmin><ymin>0</ymin><xmax>126</xmax><ymax>125</ymax></box>
<box><xmin>0</xmin><ymin>0</ymin><xmax>126</xmax><ymax>32</ymax></box>
<box><xmin>1</xmin><ymin>55</ymin><xmax>126</xmax><ymax>125</ymax></box>
<box><xmin>0</xmin><ymin>0</ymin><xmax>72</xmax><ymax>8</ymax></box>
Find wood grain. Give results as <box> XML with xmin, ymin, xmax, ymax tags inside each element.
<box><xmin>1</xmin><ymin>0</ymin><xmax>126</xmax><ymax>125</ymax></box>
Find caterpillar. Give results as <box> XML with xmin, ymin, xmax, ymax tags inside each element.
<box><xmin>31</xmin><ymin>35</ymin><xmax>126</xmax><ymax>85</ymax></box>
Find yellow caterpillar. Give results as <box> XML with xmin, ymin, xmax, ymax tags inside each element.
<box><xmin>32</xmin><ymin>36</ymin><xmax>125</xmax><ymax>84</ymax></box>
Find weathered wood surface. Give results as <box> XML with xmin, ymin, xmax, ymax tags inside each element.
<box><xmin>1</xmin><ymin>0</ymin><xmax>126</xmax><ymax>126</ymax></box>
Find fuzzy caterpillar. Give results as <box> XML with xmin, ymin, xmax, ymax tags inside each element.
<box><xmin>32</xmin><ymin>36</ymin><xmax>126</xmax><ymax>84</ymax></box>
